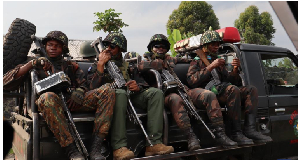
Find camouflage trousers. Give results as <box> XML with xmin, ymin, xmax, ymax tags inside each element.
<box><xmin>187</xmin><ymin>88</ymin><xmax>224</xmax><ymax>126</ymax></box>
<box><xmin>37</xmin><ymin>85</ymin><xmax>115</xmax><ymax>147</ymax></box>
<box><xmin>165</xmin><ymin>93</ymin><xmax>192</xmax><ymax>131</ymax></box>
<box><xmin>217</xmin><ymin>85</ymin><xmax>258</xmax><ymax>122</ymax></box>
<box><xmin>165</xmin><ymin>87</ymin><xmax>224</xmax><ymax>130</ymax></box>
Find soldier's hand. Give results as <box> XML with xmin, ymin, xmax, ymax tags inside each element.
<box><xmin>207</xmin><ymin>58</ymin><xmax>225</xmax><ymax>71</ymax></box>
<box><xmin>32</xmin><ymin>57</ymin><xmax>52</xmax><ymax>71</ymax></box>
<box><xmin>126</xmin><ymin>80</ymin><xmax>140</xmax><ymax>92</ymax></box>
<box><xmin>231</xmin><ymin>58</ymin><xmax>240</xmax><ymax>69</ymax></box>
<box><xmin>68</xmin><ymin>88</ymin><xmax>85</xmax><ymax>110</ymax></box>
<box><xmin>98</xmin><ymin>50</ymin><xmax>111</xmax><ymax>67</ymax></box>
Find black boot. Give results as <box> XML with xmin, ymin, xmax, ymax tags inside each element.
<box><xmin>230</xmin><ymin>120</ymin><xmax>254</xmax><ymax>145</ymax></box>
<box><xmin>213</xmin><ymin>126</ymin><xmax>238</xmax><ymax>149</ymax></box>
<box><xmin>65</xmin><ymin>143</ymin><xmax>85</xmax><ymax>160</ymax></box>
<box><xmin>89</xmin><ymin>135</ymin><xmax>106</xmax><ymax>160</ymax></box>
<box><xmin>184</xmin><ymin>128</ymin><xmax>201</xmax><ymax>151</ymax></box>
<box><xmin>243</xmin><ymin>113</ymin><xmax>273</xmax><ymax>143</ymax></box>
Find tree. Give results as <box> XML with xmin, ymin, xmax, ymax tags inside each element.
<box><xmin>93</xmin><ymin>8</ymin><xmax>129</xmax><ymax>33</ymax></box>
<box><xmin>234</xmin><ymin>5</ymin><xmax>276</xmax><ymax>45</ymax></box>
<box><xmin>167</xmin><ymin>29</ymin><xmax>182</xmax><ymax>57</ymax></box>
<box><xmin>167</xmin><ymin>1</ymin><xmax>220</xmax><ymax>36</ymax></box>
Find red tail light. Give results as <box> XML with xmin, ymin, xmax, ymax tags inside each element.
<box><xmin>216</xmin><ymin>27</ymin><xmax>241</xmax><ymax>43</ymax></box>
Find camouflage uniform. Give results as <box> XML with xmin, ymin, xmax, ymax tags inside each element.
<box><xmin>187</xmin><ymin>30</ymin><xmax>272</xmax><ymax>144</ymax></box>
<box><xmin>139</xmin><ymin>34</ymin><xmax>239</xmax><ymax>149</ymax></box>
<box><xmin>87</xmin><ymin>33</ymin><xmax>172</xmax><ymax>157</ymax></box>
<box><xmin>187</xmin><ymin>55</ymin><xmax>257</xmax><ymax>125</ymax></box>
<box><xmin>3</xmin><ymin>31</ymin><xmax>115</xmax><ymax>148</ymax></box>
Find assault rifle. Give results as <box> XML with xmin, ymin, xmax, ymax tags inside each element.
<box><xmin>91</xmin><ymin>37</ymin><xmax>153</xmax><ymax>146</ymax></box>
<box><xmin>162</xmin><ymin>61</ymin><xmax>215</xmax><ymax>139</ymax></box>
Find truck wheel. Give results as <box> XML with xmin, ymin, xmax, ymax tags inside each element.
<box><xmin>3</xmin><ymin>18</ymin><xmax>36</xmax><ymax>74</ymax></box>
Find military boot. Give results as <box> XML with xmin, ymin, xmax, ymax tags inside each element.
<box><xmin>212</xmin><ymin>126</ymin><xmax>238</xmax><ymax>149</ymax></box>
<box><xmin>230</xmin><ymin>119</ymin><xmax>254</xmax><ymax>145</ymax></box>
<box><xmin>145</xmin><ymin>143</ymin><xmax>174</xmax><ymax>156</ymax></box>
<box><xmin>184</xmin><ymin>128</ymin><xmax>201</xmax><ymax>151</ymax></box>
<box><xmin>89</xmin><ymin>135</ymin><xmax>106</xmax><ymax>160</ymax></box>
<box><xmin>113</xmin><ymin>147</ymin><xmax>135</xmax><ymax>160</ymax></box>
<box><xmin>65</xmin><ymin>142</ymin><xmax>85</xmax><ymax>160</ymax></box>
<box><xmin>243</xmin><ymin>113</ymin><xmax>273</xmax><ymax>143</ymax></box>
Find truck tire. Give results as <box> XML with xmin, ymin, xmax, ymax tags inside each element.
<box><xmin>3</xmin><ymin>18</ymin><xmax>36</xmax><ymax>74</ymax></box>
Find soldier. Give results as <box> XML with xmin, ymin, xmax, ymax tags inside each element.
<box><xmin>86</xmin><ymin>32</ymin><xmax>174</xmax><ymax>160</ymax></box>
<box><xmin>3</xmin><ymin>31</ymin><xmax>115</xmax><ymax>160</ymax></box>
<box><xmin>187</xmin><ymin>30</ymin><xmax>273</xmax><ymax>145</ymax></box>
<box><xmin>79</xmin><ymin>41</ymin><xmax>97</xmax><ymax>62</ymax></box>
<box><xmin>138</xmin><ymin>34</ymin><xmax>237</xmax><ymax>150</ymax></box>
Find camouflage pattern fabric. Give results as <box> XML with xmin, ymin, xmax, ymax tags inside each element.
<box><xmin>72</xmin><ymin>85</ymin><xmax>115</xmax><ymax>136</ymax></box>
<box><xmin>42</xmin><ymin>30</ymin><xmax>70</xmax><ymax>54</ymax></box>
<box><xmin>164</xmin><ymin>93</ymin><xmax>191</xmax><ymax>130</ymax></box>
<box><xmin>4</xmin><ymin>56</ymin><xmax>115</xmax><ymax>147</ymax></box>
<box><xmin>37</xmin><ymin>85</ymin><xmax>115</xmax><ymax>147</ymax></box>
<box><xmin>217</xmin><ymin>85</ymin><xmax>258</xmax><ymax>123</ymax></box>
<box><xmin>138</xmin><ymin>54</ymin><xmax>191</xmax><ymax>73</ymax></box>
<box><xmin>147</xmin><ymin>34</ymin><xmax>170</xmax><ymax>52</ymax></box>
<box><xmin>37</xmin><ymin>92</ymin><xmax>74</xmax><ymax>147</ymax></box>
<box><xmin>103</xmin><ymin>32</ymin><xmax>127</xmax><ymax>52</ymax></box>
<box><xmin>200</xmin><ymin>30</ymin><xmax>223</xmax><ymax>46</ymax></box>
<box><xmin>187</xmin><ymin>58</ymin><xmax>242</xmax><ymax>89</ymax></box>
<box><xmin>124</xmin><ymin>51</ymin><xmax>138</xmax><ymax>59</ymax></box>
<box><xmin>139</xmin><ymin>55</ymin><xmax>193</xmax><ymax>131</ymax></box>
<box><xmin>187</xmin><ymin>88</ymin><xmax>224</xmax><ymax>125</ymax></box>
<box><xmin>187</xmin><ymin>56</ymin><xmax>259</xmax><ymax>123</ymax></box>
<box><xmin>87</xmin><ymin>58</ymin><xmax>149</xmax><ymax>91</ymax></box>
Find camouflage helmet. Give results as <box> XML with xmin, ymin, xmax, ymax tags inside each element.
<box><xmin>42</xmin><ymin>31</ymin><xmax>69</xmax><ymax>53</ymax></box>
<box><xmin>200</xmin><ymin>30</ymin><xmax>222</xmax><ymax>46</ymax></box>
<box><xmin>124</xmin><ymin>51</ymin><xmax>139</xmax><ymax>59</ymax></box>
<box><xmin>79</xmin><ymin>41</ymin><xmax>97</xmax><ymax>58</ymax></box>
<box><xmin>103</xmin><ymin>32</ymin><xmax>127</xmax><ymax>52</ymax></box>
<box><xmin>147</xmin><ymin>34</ymin><xmax>170</xmax><ymax>52</ymax></box>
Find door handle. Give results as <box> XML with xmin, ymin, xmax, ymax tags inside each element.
<box><xmin>275</xmin><ymin>108</ymin><xmax>285</xmax><ymax>112</ymax></box>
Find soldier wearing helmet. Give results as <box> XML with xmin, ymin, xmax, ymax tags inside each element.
<box><xmin>187</xmin><ymin>30</ymin><xmax>273</xmax><ymax>146</ymax></box>
<box><xmin>138</xmin><ymin>34</ymin><xmax>239</xmax><ymax>150</ymax></box>
<box><xmin>87</xmin><ymin>32</ymin><xmax>174</xmax><ymax>160</ymax></box>
<box><xmin>79</xmin><ymin>41</ymin><xmax>97</xmax><ymax>62</ymax></box>
<box><xmin>4</xmin><ymin>30</ymin><xmax>116</xmax><ymax>160</ymax></box>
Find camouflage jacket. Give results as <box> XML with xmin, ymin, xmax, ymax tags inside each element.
<box><xmin>187</xmin><ymin>57</ymin><xmax>242</xmax><ymax>89</ymax></box>
<box><xmin>87</xmin><ymin>58</ymin><xmax>149</xmax><ymax>91</ymax></box>
<box><xmin>3</xmin><ymin>58</ymin><xmax>89</xmax><ymax>93</ymax></box>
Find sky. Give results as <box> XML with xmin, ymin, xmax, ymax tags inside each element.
<box><xmin>2</xmin><ymin>1</ymin><xmax>298</xmax><ymax>57</ymax></box>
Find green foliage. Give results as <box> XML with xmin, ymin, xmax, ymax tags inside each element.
<box><xmin>182</xmin><ymin>31</ymin><xmax>195</xmax><ymax>39</ymax></box>
<box><xmin>93</xmin><ymin>8</ymin><xmax>129</xmax><ymax>33</ymax></box>
<box><xmin>234</xmin><ymin>5</ymin><xmax>276</xmax><ymax>45</ymax></box>
<box><xmin>167</xmin><ymin>1</ymin><xmax>220</xmax><ymax>36</ymax></box>
<box><xmin>278</xmin><ymin>57</ymin><xmax>297</xmax><ymax>69</ymax></box>
<box><xmin>167</xmin><ymin>28</ymin><xmax>183</xmax><ymax>57</ymax></box>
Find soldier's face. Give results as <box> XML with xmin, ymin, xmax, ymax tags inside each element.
<box><xmin>45</xmin><ymin>40</ymin><xmax>63</xmax><ymax>58</ymax></box>
<box><xmin>152</xmin><ymin>43</ymin><xmax>167</xmax><ymax>54</ymax></box>
<box><xmin>106</xmin><ymin>43</ymin><xmax>121</xmax><ymax>56</ymax></box>
<box><xmin>207</xmin><ymin>41</ymin><xmax>220</xmax><ymax>53</ymax></box>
